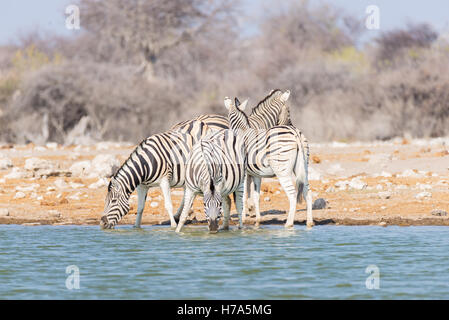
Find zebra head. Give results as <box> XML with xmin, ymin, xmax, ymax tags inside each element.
<box><xmin>100</xmin><ymin>179</ymin><xmax>130</xmax><ymax>229</ymax></box>
<box><xmin>224</xmin><ymin>97</ymin><xmax>249</xmax><ymax>132</ymax></box>
<box><xmin>203</xmin><ymin>181</ymin><xmax>223</xmax><ymax>233</ymax></box>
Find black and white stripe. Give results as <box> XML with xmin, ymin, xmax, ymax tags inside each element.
<box><xmin>224</xmin><ymin>97</ymin><xmax>313</xmax><ymax>228</ymax></box>
<box><xmin>100</xmin><ymin>120</ymin><xmax>214</xmax><ymax>229</ymax></box>
<box><xmin>175</xmin><ymin>129</ymin><xmax>247</xmax><ymax>233</ymax></box>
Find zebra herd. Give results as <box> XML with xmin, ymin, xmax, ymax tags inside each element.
<box><xmin>100</xmin><ymin>89</ymin><xmax>314</xmax><ymax>232</ymax></box>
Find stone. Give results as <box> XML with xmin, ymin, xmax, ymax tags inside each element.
<box><xmin>378</xmin><ymin>221</ymin><xmax>387</xmax><ymax>227</ymax></box>
<box><xmin>312</xmin><ymin>198</ymin><xmax>327</xmax><ymax>210</ymax></box>
<box><xmin>415</xmin><ymin>192</ymin><xmax>432</xmax><ymax>200</ymax></box>
<box><xmin>150</xmin><ymin>201</ymin><xmax>159</xmax><ymax>208</ymax></box>
<box><xmin>378</xmin><ymin>191</ymin><xmax>392</xmax><ymax>199</ymax></box>
<box><xmin>0</xmin><ymin>208</ymin><xmax>9</xmax><ymax>217</ymax></box>
<box><xmin>348</xmin><ymin>178</ymin><xmax>367</xmax><ymax>190</ymax></box>
<box><xmin>4</xmin><ymin>167</ymin><xmax>31</xmax><ymax>179</ymax></box>
<box><xmin>431</xmin><ymin>209</ymin><xmax>448</xmax><ymax>217</ymax></box>
<box><xmin>87</xmin><ymin>155</ymin><xmax>120</xmax><ymax>178</ymax></box>
<box><xmin>69</xmin><ymin>161</ymin><xmax>92</xmax><ymax>177</ymax></box>
<box><xmin>263</xmin><ymin>197</ymin><xmax>270</xmax><ymax>202</ymax></box>
<box><xmin>16</xmin><ymin>184</ymin><xmax>39</xmax><ymax>193</ymax></box>
<box><xmin>0</xmin><ymin>155</ymin><xmax>13</xmax><ymax>169</ymax></box>
<box><xmin>14</xmin><ymin>191</ymin><xmax>26</xmax><ymax>199</ymax></box>
<box><xmin>54</xmin><ymin>178</ymin><xmax>69</xmax><ymax>189</ymax></box>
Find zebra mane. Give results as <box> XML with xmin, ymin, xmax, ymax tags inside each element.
<box><xmin>248</xmin><ymin>89</ymin><xmax>282</xmax><ymax>118</ymax></box>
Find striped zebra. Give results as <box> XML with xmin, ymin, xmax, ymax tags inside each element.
<box><xmin>172</xmin><ymin>90</ymin><xmax>293</xmax><ymax>217</ymax></box>
<box><xmin>171</xmin><ymin>89</ymin><xmax>292</xmax><ymax>133</ymax></box>
<box><xmin>175</xmin><ymin>128</ymin><xmax>247</xmax><ymax>233</ymax></box>
<box><xmin>100</xmin><ymin>120</ymin><xmax>215</xmax><ymax>229</ymax></box>
<box><xmin>224</xmin><ymin>97</ymin><xmax>313</xmax><ymax>228</ymax></box>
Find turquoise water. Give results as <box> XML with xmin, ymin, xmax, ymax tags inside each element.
<box><xmin>0</xmin><ymin>224</ymin><xmax>449</xmax><ymax>299</ymax></box>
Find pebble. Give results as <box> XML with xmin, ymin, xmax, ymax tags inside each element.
<box><xmin>415</xmin><ymin>192</ymin><xmax>432</xmax><ymax>200</ymax></box>
<box><xmin>0</xmin><ymin>208</ymin><xmax>9</xmax><ymax>217</ymax></box>
<box><xmin>150</xmin><ymin>202</ymin><xmax>159</xmax><ymax>208</ymax></box>
<box><xmin>312</xmin><ymin>198</ymin><xmax>327</xmax><ymax>210</ymax></box>
<box><xmin>378</xmin><ymin>191</ymin><xmax>392</xmax><ymax>199</ymax></box>
<box><xmin>264</xmin><ymin>197</ymin><xmax>270</xmax><ymax>202</ymax></box>
<box><xmin>378</xmin><ymin>222</ymin><xmax>387</xmax><ymax>227</ymax></box>
<box><xmin>431</xmin><ymin>209</ymin><xmax>448</xmax><ymax>217</ymax></box>
<box><xmin>14</xmin><ymin>191</ymin><xmax>26</xmax><ymax>199</ymax></box>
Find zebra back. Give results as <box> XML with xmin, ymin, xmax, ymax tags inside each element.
<box><xmin>247</xmin><ymin>89</ymin><xmax>291</xmax><ymax>129</ymax></box>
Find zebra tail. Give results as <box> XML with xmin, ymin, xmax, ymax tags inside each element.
<box><xmin>293</xmin><ymin>128</ymin><xmax>309</xmax><ymax>204</ymax></box>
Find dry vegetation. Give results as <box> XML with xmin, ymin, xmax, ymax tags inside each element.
<box><xmin>0</xmin><ymin>0</ymin><xmax>448</xmax><ymax>145</ymax></box>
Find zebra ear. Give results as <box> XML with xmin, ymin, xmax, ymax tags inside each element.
<box><xmin>234</xmin><ymin>97</ymin><xmax>241</xmax><ymax>107</ymax></box>
<box><xmin>238</xmin><ymin>99</ymin><xmax>248</xmax><ymax>111</ymax></box>
<box><xmin>280</xmin><ymin>90</ymin><xmax>290</xmax><ymax>102</ymax></box>
<box><xmin>224</xmin><ymin>97</ymin><xmax>233</xmax><ymax>110</ymax></box>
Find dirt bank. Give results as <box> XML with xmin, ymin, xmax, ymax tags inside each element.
<box><xmin>0</xmin><ymin>137</ymin><xmax>448</xmax><ymax>227</ymax></box>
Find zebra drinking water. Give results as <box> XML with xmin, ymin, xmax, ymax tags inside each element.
<box><xmin>224</xmin><ymin>97</ymin><xmax>313</xmax><ymax>228</ymax></box>
<box><xmin>171</xmin><ymin>90</ymin><xmax>293</xmax><ymax>219</ymax></box>
<box><xmin>100</xmin><ymin>121</ymin><xmax>214</xmax><ymax>229</ymax></box>
<box><xmin>175</xmin><ymin>126</ymin><xmax>247</xmax><ymax>233</ymax></box>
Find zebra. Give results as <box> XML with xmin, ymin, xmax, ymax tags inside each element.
<box><xmin>171</xmin><ymin>89</ymin><xmax>292</xmax><ymax>133</ymax></box>
<box><xmin>224</xmin><ymin>97</ymin><xmax>314</xmax><ymax>228</ymax></box>
<box><xmin>100</xmin><ymin>120</ymin><xmax>215</xmax><ymax>229</ymax></box>
<box><xmin>171</xmin><ymin>89</ymin><xmax>293</xmax><ymax>219</ymax></box>
<box><xmin>175</xmin><ymin>128</ymin><xmax>247</xmax><ymax>233</ymax></box>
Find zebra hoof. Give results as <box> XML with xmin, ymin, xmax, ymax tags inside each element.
<box><xmin>306</xmin><ymin>222</ymin><xmax>315</xmax><ymax>229</ymax></box>
<box><xmin>284</xmin><ymin>223</ymin><xmax>294</xmax><ymax>229</ymax></box>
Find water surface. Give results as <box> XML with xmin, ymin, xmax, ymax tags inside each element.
<box><xmin>0</xmin><ymin>225</ymin><xmax>448</xmax><ymax>299</ymax></box>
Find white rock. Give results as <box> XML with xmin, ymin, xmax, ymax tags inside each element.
<box><xmin>15</xmin><ymin>183</ymin><xmax>39</xmax><ymax>192</ymax></box>
<box><xmin>88</xmin><ymin>178</ymin><xmax>109</xmax><ymax>189</ymax></box>
<box><xmin>47</xmin><ymin>186</ymin><xmax>56</xmax><ymax>191</ymax></box>
<box><xmin>416</xmin><ymin>192</ymin><xmax>432</xmax><ymax>199</ymax></box>
<box><xmin>378</xmin><ymin>191</ymin><xmax>392</xmax><ymax>199</ymax></box>
<box><xmin>87</xmin><ymin>155</ymin><xmax>120</xmax><ymax>178</ymax></box>
<box><xmin>335</xmin><ymin>180</ymin><xmax>349</xmax><ymax>190</ymax></box>
<box><xmin>264</xmin><ymin>197</ymin><xmax>270</xmax><ymax>202</ymax></box>
<box><xmin>69</xmin><ymin>161</ymin><xmax>92</xmax><ymax>177</ymax></box>
<box><xmin>348</xmin><ymin>178</ymin><xmax>367</xmax><ymax>190</ymax></box>
<box><xmin>398</xmin><ymin>169</ymin><xmax>420</xmax><ymax>178</ymax></box>
<box><xmin>14</xmin><ymin>191</ymin><xmax>26</xmax><ymax>199</ymax></box>
<box><xmin>4</xmin><ymin>167</ymin><xmax>30</xmax><ymax>179</ymax></box>
<box><xmin>69</xmin><ymin>182</ymin><xmax>84</xmax><ymax>189</ymax></box>
<box><xmin>33</xmin><ymin>146</ymin><xmax>46</xmax><ymax>152</ymax></box>
<box><xmin>418</xmin><ymin>184</ymin><xmax>432</xmax><ymax>190</ymax></box>
<box><xmin>68</xmin><ymin>192</ymin><xmax>81</xmax><ymax>200</ymax></box>
<box><xmin>150</xmin><ymin>201</ymin><xmax>159</xmax><ymax>208</ymax></box>
<box><xmin>45</xmin><ymin>142</ymin><xmax>58</xmax><ymax>150</ymax></box>
<box><xmin>0</xmin><ymin>208</ymin><xmax>9</xmax><ymax>217</ymax></box>
<box><xmin>24</xmin><ymin>158</ymin><xmax>53</xmax><ymax>171</ymax></box>
<box><xmin>376</xmin><ymin>184</ymin><xmax>383</xmax><ymax>190</ymax></box>
<box><xmin>54</xmin><ymin>178</ymin><xmax>69</xmax><ymax>189</ymax></box>
<box><xmin>0</xmin><ymin>156</ymin><xmax>12</xmax><ymax>170</ymax></box>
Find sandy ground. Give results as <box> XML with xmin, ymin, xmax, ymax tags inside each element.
<box><xmin>0</xmin><ymin>137</ymin><xmax>448</xmax><ymax>228</ymax></box>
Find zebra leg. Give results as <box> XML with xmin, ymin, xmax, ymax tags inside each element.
<box><xmin>277</xmin><ymin>175</ymin><xmax>297</xmax><ymax>228</ymax></box>
<box><xmin>246</xmin><ymin>175</ymin><xmax>255</xmax><ymax>213</ymax></box>
<box><xmin>242</xmin><ymin>175</ymin><xmax>248</xmax><ymax>223</ymax></box>
<box><xmin>253</xmin><ymin>176</ymin><xmax>262</xmax><ymax>227</ymax></box>
<box><xmin>234</xmin><ymin>184</ymin><xmax>244</xmax><ymax>229</ymax></box>
<box><xmin>304</xmin><ymin>185</ymin><xmax>314</xmax><ymax>228</ymax></box>
<box><xmin>173</xmin><ymin>187</ymin><xmax>186</xmax><ymax>222</ymax></box>
<box><xmin>160</xmin><ymin>177</ymin><xmax>177</xmax><ymax>228</ymax></box>
<box><xmin>175</xmin><ymin>188</ymin><xmax>195</xmax><ymax>233</ymax></box>
<box><xmin>134</xmin><ymin>184</ymin><xmax>150</xmax><ymax>228</ymax></box>
<box><xmin>220</xmin><ymin>194</ymin><xmax>232</xmax><ymax>231</ymax></box>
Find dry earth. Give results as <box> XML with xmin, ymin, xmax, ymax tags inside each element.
<box><xmin>0</xmin><ymin>137</ymin><xmax>448</xmax><ymax>228</ymax></box>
